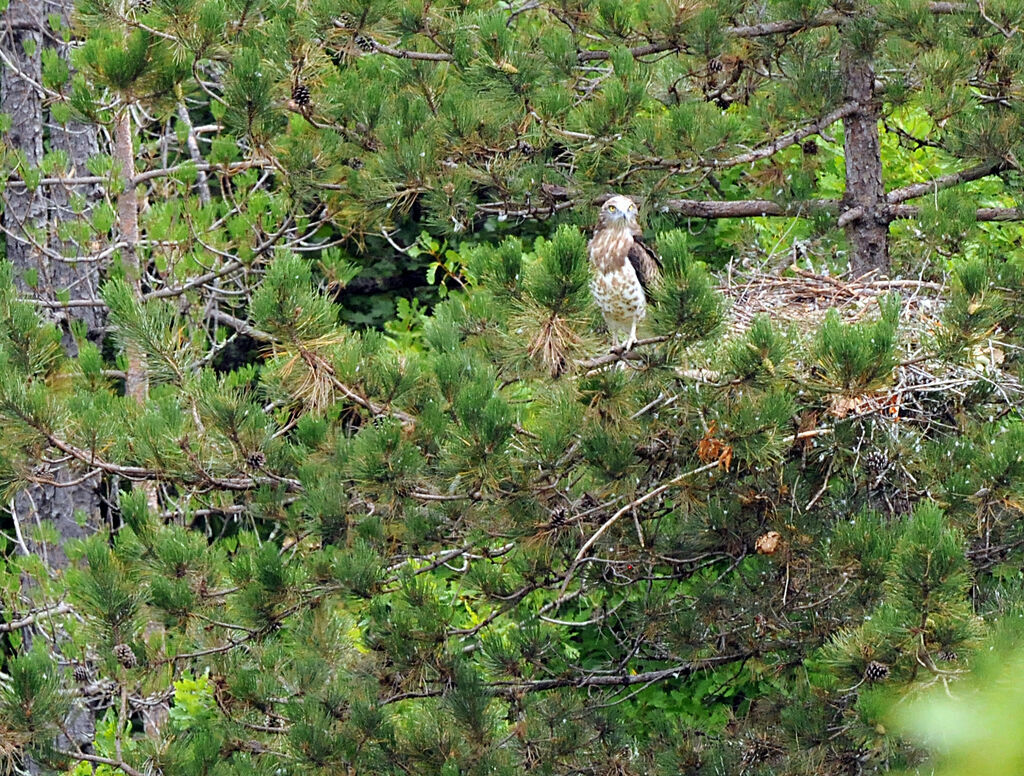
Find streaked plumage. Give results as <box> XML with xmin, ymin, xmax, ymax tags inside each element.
<box><xmin>587</xmin><ymin>195</ymin><xmax>660</xmax><ymax>350</ymax></box>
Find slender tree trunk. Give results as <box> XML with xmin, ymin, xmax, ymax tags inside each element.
<box><xmin>113</xmin><ymin>106</ymin><xmax>150</xmax><ymax>404</ymax></box>
<box><xmin>840</xmin><ymin>36</ymin><xmax>889</xmax><ymax>275</ymax></box>
<box><xmin>2</xmin><ymin>0</ymin><xmax>105</xmax><ymax>570</ymax></box>
<box><xmin>3</xmin><ymin>0</ymin><xmax>104</xmax><ymax>755</ymax></box>
<box><xmin>2</xmin><ymin>0</ymin><xmax>45</xmax><ymax>271</ymax></box>
<box><xmin>113</xmin><ymin>106</ymin><xmax>160</xmax><ymax>516</ymax></box>
<box><xmin>40</xmin><ymin>0</ymin><xmax>106</xmax><ymax>558</ymax></box>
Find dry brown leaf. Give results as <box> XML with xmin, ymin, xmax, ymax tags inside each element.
<box><xmin>755</xmin><ymin>531</ymin><xmax>782</xmax><ymax>555</ymax></box>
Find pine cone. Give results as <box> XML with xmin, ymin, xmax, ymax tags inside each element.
<box><xmin>113</xmin><ymin>643</ymin><xmax>138</xmax><ymax>669</ymax></box>
<box><xmin>863</xmin><ymin>660</ymin><xmax>890</xmax><ymax>683</ymax></box>
<box><xmin>246</xmin><ymin>450</ymin><xmax>267</xmax><ymax>470</ymax></box>
<box><xmin>347</xmin><ymin>157</ymin><xmax>364</xmax><ymax>170</ymax></box>
<box><xmin>801</xmin><ymin>139</ymin><xmax>818</xmax><ymax>155</ymax></box>
<box><xmin>740</xmin><ymin>738</ymin><xmax>772</xmax><ymax>766</ymax></box>
<box><xmin>354</xmin><ymin>35</ymin><xmax>375</xmax><ymax>52</ymax></box>
<box><xmin>135</xmin><ymin>0</ymin><xmax>152</xmax><ymax>12</ymax></box>
<box><xmin>291</xmin><ymin>84</ymin><xmax>311</xmax><ymax>107</ymax></box>
<box><xmin>938</xmin><ymin>649</ymin><xmax>958</xmax><ymax>662</ymax></box>
<box><xmin>518</xmin><ymin>141</ymin><xmax>535</xmax><ymax>156</ymax></box>
<box><xmin>549</xmin><ymin>506</ymin><xmax>568</xmax><ymax>528</ymax></box>
<box><xmin>73</xmin><ymin>663</ymin><xmax>90</xmax><ymax>682</ymax></box>
<box><xmin>863</xmin><ymin>449</ymin><xmax>889</xmax><ymax>477</ymax></box>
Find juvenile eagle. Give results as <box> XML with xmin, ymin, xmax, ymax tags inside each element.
<box><xmin>588</xmin><ymin>195</ymin><xmax>660</xmax><ymax>350</ymax></box>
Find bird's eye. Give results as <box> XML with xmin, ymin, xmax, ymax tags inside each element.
<box><xmin>608</xmin><ymin>204</ymin><xmax>617</xmax><ymax>212</ymax></box>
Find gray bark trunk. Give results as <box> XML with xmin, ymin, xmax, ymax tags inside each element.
<box><xmin>1</xmin><ymin>0</ymin><xmax>45</xmax><ymax>271</ymax></box>
<box><xmin>3</xmin><ymin>0</ymin><xmax>102</xmax><ymax>757</ymax></box>
<box><xmin>2</xmin><ymin>0</ymin><xmax>105</xmax><ymax>568</ymax></box>
<box><xmin>840</xmin><ymin>38</ymin><xmax>890</xmax><ymax>275</ymax></box>
<box><xmin>47</xmin><ymin>0</ymin><xmax>105</xmax><ymax>347</ymax></box>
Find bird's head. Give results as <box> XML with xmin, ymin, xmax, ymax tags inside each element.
<box><xmin>598</xmin><ymin>195</ymin><xmax>639</xmax><ymax>228</ymax></box>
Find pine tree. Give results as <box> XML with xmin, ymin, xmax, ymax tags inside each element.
<box><xmin>2</xmin><ymin>2</ymin><xmax>1024</xmax><ymax>775</ymax></box>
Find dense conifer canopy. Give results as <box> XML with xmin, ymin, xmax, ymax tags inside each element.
<box><xmin>2</xmin><ymin>1</ymin><xmax>1024</xmax><ymax>774</ymax></box>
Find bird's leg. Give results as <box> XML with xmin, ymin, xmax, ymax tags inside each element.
<box><xmin>624</xmin><ymin>318</ymin><xmax>639</xmax><ymax>351</ymax></box>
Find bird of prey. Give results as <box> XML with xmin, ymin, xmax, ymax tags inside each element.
<box><xmin>587</xmin><ymin>195</ymin><xmax>660</xmax><ymax>351</ymax></box>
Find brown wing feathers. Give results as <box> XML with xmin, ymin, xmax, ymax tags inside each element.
<box><xmin>627</xmin><ymin>232</ymin><xmax>660</xmax><ymax>292</ymax></box>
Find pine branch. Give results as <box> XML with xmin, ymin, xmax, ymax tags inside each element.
<box><xmin>577</xmin><ymin>41</ymin><xmax>682</xmax><ymax>62</ymax></box>
<box><xmin>382</xmin><ymin>652</ymin><xmax>755</xmax><ymax>704</ymax></box>
<box><xmin>496</xmin><ymin>653</ymin><xmax>752</xmax><ymax>692</ymax></box>
<box><xmin>336</xmin><ymin>4</ymin><xmax>968</xmax><ymax>66</ymax></box>
<box><xmin>578</xmin><ymin>3</ymin><xmax>967</xmax><ymax>61</ymax></box>
<box><xmin>577</xmin><ymin>336</ymin><xmax>670</xmax><ymax>369</ymax></box>
<box><xmin>211</xmin><ymin>310</ymin><xmax>417</xmax><ymax>425</ymax></box>
<box><xmin>0</xmin><ymin>603</ymin><xmax>75</xmax><ymax>632</ymax></box>
<box><xmin>557</xmin><ymin>427</ymin><xmax>833</xmax><ymax>601</ymax></box>
<box><xmin>37</xmin><ymin>425</ymin><xmax>298</xmax><ymax>492</ymax></box>
<box><xmin>664</xmin><ymin>198</ymin><xmax>839</xmax><ymax>218</ymax></box>
<box><xmin>629</xmin><ymin>103</ymin><xmax>856</xmax><ymax>173</ymax></box>
<box><xmin>557</xmin><ymin>460</ymin><xmax>722</xmax><ymax>600</ymax></box>
<box><xmin>889</xmin><ymin>205</ymin><xmax>1024</xmax><ymax>222</ymax></box>
<box><xmin>886</xmin><ymin>160</ymin><xmax>1012</xmax><ymax>204</ymax></box>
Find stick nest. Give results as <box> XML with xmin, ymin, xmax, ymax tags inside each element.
<box><xmin>717</xmin><ymin>263</ymin><xmax>1022</xmax><ymax>423</ymax></box>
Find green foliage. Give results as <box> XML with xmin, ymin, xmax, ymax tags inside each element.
<box><xmin>525</xmin><ymin>226</ymin><xmax>590</xmax><ymax>314</ymax></box>
<box><xmin>813</xmin><ymin>294</ymin><xmax>900</xmax><ymax>392</ymax></box>
<box><xmin>727</xmin><ymin>314</ymin><xmax>792</xmax><ymax>383</ymax></box>
<box><xmin>250</xmin><ymin>252</ymin><xmax>339</xmax><ymax>340</ymax></box>
<box><xmin>0</xmin><ymin>645</ymin><xmax>70</xmax><ymax>758</ymax></box>
<box><xmin>895</xmin><ymin>633</ymin><xmax>1024</xmax><ymax>776</ymax></box>
<box><xmin>823</xmin><ymin>502</ymin><xmax>982</xmax><ymax>686</ymax></box>
<box><xmin>4</xmin><ymin>2</ymin><xmax>1024</xmax><ymax>776</ymax></box>
<box><xmin>649</xmin><ymin>230</ymin><xmax>724</xmax><ymax>342</ymax></box>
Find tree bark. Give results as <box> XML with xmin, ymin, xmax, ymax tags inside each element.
<box><xmin>48</xmin><ymin>0</ymin><xmax>105</xmax><ymax>347</ymax></box>
<box><xmin>840</xmin><ymin>34</ymin><xmax>889</xmax><ymax>275</ymax></box>
<box><xmin>113</xmin><ymin>107</ymin><xmax>151</xmax><ymax>406</ymax></box>
<box><xmin>3</xmin><ymin>0</ymin><xmax>103</xmax><ymax>756</ymax></box>
<box><xmin>1</xmin><ymin>0</ymin><xmax>45</xmax><ymax>272</ymax></box>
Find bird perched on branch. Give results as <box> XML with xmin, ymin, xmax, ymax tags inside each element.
<box><xmin>588</xmin><ymin>195</ymin><xmax>661</xmax><ymax>351</ymax></box>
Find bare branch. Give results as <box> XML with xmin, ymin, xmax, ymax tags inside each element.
<box><xmin>0</xmin><ymin>602</ymin><xmax>74</xmax><ymax>632</ymax></box>
<box><xmin>578</xmin><ymin>41</ymin><xmax>680</xmax><ymax>62</ymax></box>
<box><xmin>663</xmin><ymin>198</ymin><xmax>838</xmax><ymax>218</ymax></box>
<box><xmin>557</xmin><ymin>460</ymin><xmax>722</xmax><ymax>600</ymax></box>
<box><xmin>889</xmin><ymin>204</ymin><xmax>1024</xmax><ymax>222</ymax></box>
<box><xmin>887</xmin><ymin>160</ymin><xmax>1011</xmax><ymax>204</ymax></box>
<box><xmin>636</xmin><ymin>102</ymin><xmax>856</xmax><ymax>172</ymax></box>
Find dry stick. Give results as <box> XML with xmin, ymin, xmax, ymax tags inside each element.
<box><xmin>555</xmin><ymin>428</ymin><xmax>833</xmax><ymax>603</ymax></box>
<box><xmin>55</xmin><ymin>752</ymin><xmax>146</xmax><ymax>776</ymax></box>
<box><xmin>556</xmin><ymin>460</ymin><xmax>721</xmax><ymax>601</ymax></box>
<box><xmin>175</xmin><ymin>99</ymin><xmax>212</xmax><ymax>206</ymax></box>
<box><xmin>0</xmin><ymin>602</ymin><xmax>74</xmax><ymax>632</ymax></box>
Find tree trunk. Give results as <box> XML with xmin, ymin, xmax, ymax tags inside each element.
<box><xmin>113</xmin><ymin>107</ymin><xmax>151</xmax><ymax>406</ymax></box>
<box><xmin>1</xmin><ymin>0</ymin><xmax>45</xmax><ymax>272</ymax></box>
<box><xmin>840</xmin><ymin>37</ymin><xmax>889</xmax><ymax>275</ymax></box>
<box><xmin>2</xmin><ymin>0</ymin><xmax>106</xmax><ymax>568</ymax></box>
<box><xmin>48</xmin><ymin>19</ymin><xmax>105</xmax><ymax>350</ymax></box>
<box><xmin>3</xmin><ymin>0</ymin><xmax>103</xmax><ymax>756</ymax></box>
